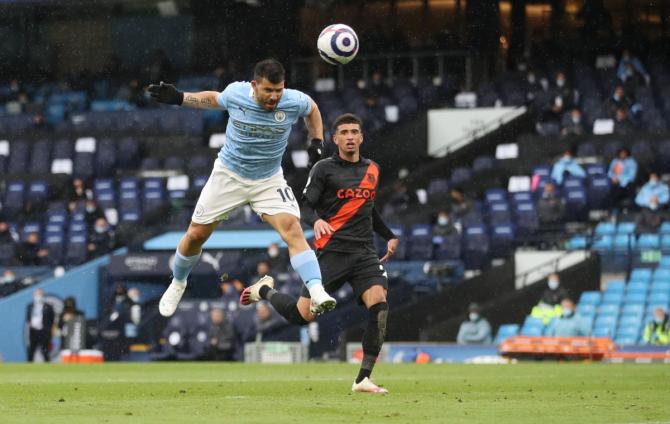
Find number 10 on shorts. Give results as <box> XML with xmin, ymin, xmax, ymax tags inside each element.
<box><xmin>277</xmin><ymin>187</ymin><xmax>295</xmax><ymax>203</ymax></box>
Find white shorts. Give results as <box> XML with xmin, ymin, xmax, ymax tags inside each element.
<box><xmin>191</xmin><ymin>159</ymin><xmax>300</xmax><ymax>225</ymax></box>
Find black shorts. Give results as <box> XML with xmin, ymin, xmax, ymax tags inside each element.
<box><xmin>301</xmin><ymin>249</ymin><xmax>388</xmax><ymax>303</ymax></box>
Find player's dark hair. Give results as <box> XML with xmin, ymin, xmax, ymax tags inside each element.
<box><xmin>333</xmin><ymin>113</ymin><xmax>363</xmax><ymax>133</ymax></box>
<box><xmin>254</xmin><ymin>59</ymin><xmax>285</xmax><ymax>84</ymax></box>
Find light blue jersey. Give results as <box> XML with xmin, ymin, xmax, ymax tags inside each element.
<box><xmin>215</xmin><ymin>81</ymin><xmax>312</xmax><ymax>180</ymax></box>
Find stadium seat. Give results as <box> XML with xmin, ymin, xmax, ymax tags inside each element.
<box><xmin>630</xmin><ymin>268</ymin><xmax>653</xmax><ymax>283</ymax></box>
<box><xmin>605</xmin><ymin>280</ymin><xmax>625</xmax><ymax>293</ymax></box>
<box><xmin>637</xmin><ymin>233</ymin><xmax>660</xmax><ymax>249</ymax></box>
<box><xmin>661</xmin><ymin>235</ymin><xmax>670</xmax><ymax>252</ymax></box>
<box><xmin>617</xmin><ymin>222</ymin><xmax>636</xmax><ymax>235</ymax></box>
<box><xmin>488</xmin><ymin>202</ymin><xmax>512</xmax><ymax>226</ymax></box>
<box><xmin>433</xmin><ymin>233</ymin><xmax>461</xmax><ymax>260</ymax></box>
<box><xmin>494</xmin><ymin>324</ymin><xmax>519</xmax><ymax>344</ymax></box>
<box><xmin>490</xmin><ymin>225</ymin><xmax>515</xmax><ymax>257</ymax></box>
<box><xmin>595</xmin><ymin>222</ymin><xmax>616</xmax><ymax>236</ymax></box>
<box><xmin>485</xmin><ymin>188</ymin><xmax>507</xmax><ymax>204</ymax></box>
<box><xmin>624</xmin><ymin>291</ymin><xmax>647</xmax><ymax>305</ymax></box>
<box><xmin>613</xmin><ymin>234</ymin><xmax>635</xmax><ymax>251</ymax></box>
<box><xmin>653</xmin><ymin>268</ymin><xmax>670</xmax><ymax>283</ymax></box>
<box><xmin>3</xmin><ymin>181</ymin><xmax>25</xmax><ymax>219</ymax></box>
<box><xmin>462</xmin><ymin>225</ymin><xmax>489</xmax><ymax>270</ymax></box>
<box><xmin>626</xmin><ymin>281</ymin><xmax>649</xmax><ymax>294</ymax></box>
<box><xmin>648</xmin><ymin>292</ymin><xmax>670</xmax><ymax>306</ymax></box>
<box><xmin>660</xmin><ymin>256</ymin><xmax>670</xmax><ymax>269</ymax></box>
<box><xmin>601</xmin><ymin>292</ymin><xmax>624</xmax><ymax>306</ymax></box>
<box><xmin>576</xmin><ymin>303</ymin><xmax>597</xmax><ymax>317</ymax></box>
<box><xmin>29</xmin><ymin>139</ymin><xmax>52</xmax><ymax>175</ymax></box>
<box><xmin>65</xmin><ymin>234</ymin><xmax>88</xmax><ymax>265</ymax></box>
<box><xmin>579</xmin><ymin>291</ymin><xmax>602</xmax><ymax>306</ymax></box>
<box><xmin>651</xmin><ymin>281</ymin><xmax>670</xmax><ymax>295</ymax></box>
<box><xmin>565</xmin><ymin>189</ymin><xmax>588</xmax><ymax>221</ymax></box>
<box><xmin>26</xmin><ymin>180</ymin><xmax>49</xmax><ymax>205</ymax></box>
<box><xmin>585</xmin><ymin>164</ymin><xmax>606</xmax><ymax>177</ymax></box>
<box><xmin>618</xmin><ymin>314</ymin><xmax>643</xmax><ymax>329</ymax></box>
<box><xmin>568</xmin><ymin>236</ymin><xmax>588</xmax><ymax>250</ymax></box>
<box><xmin>621</xmin><ymin>304</ymin><xmax>645</xmax><ymax>316</ymax></box>
<box><xmin>7</xmin><ymin>141</ymin><xmax>29</xmax><ymax>175</ymax></box>
<box><xmin>407</xmin><ymin>224</ymin><xmax>434</xmax><ymax>260</ymax></box>
<box><xmin>598</xmin><ymin>303</ymin><xmax>621</xmax><ymax>317</ymax></box>
<box><xmin>588</xmin><ymin>176</ymin><xmax>611</xmax><ymax>209</ymax></box>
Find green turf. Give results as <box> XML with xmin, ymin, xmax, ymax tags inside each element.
<box><xmin>1</xmin><ymin>362</ymin><xmax>669</xmax><ymax>423</ymax></box>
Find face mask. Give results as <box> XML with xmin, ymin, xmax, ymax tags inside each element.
<box><xmin>650</xmin><ymin>202</ymin><xmax>659</xmax><ymax>211</ymax></box>
<box><xmin>572</xmin><ymin>115</ymin><xmax>580</xmax><ymax>124</ymax></box>
<box><xmin>128</xmin><ymin>294</ymin><xmax>140</xmax><ymax>303</ymax></box>
<box><xmin>540</xmin><ymin>78</ymin><xmax>549</xmax><ymax>90</ymax></box>
<box><xmin>562</xmin><ymin>309</ymin><xmax>574</xmax><ymax>318</ymax></box>
<box><xmin>268</xmin><ymin>248</ymin><xmax>279</xmax><ymax>258</ymax></box>
<box><xmin>527</xmin><ymin>74</ymin><xmax>536</xmax><ymax>84</ymax></box>
<box><xmin>614</xmin><ymin>93</ymin><xmax>621</xmax><ymax>101</ymax></box>
<box><xmin>86</xmin><ymin>206</ymin><xmax>96</xmax><ymax>213</ymax></box>
<box><xmin>469</xmin><ymin>313</ymin><xmax>479</xmax><ymax>321</ymax></box>
<box><xmin>438</xmin><ymin>216</ymin><xmax>449</xmax><ymax>226</ymax></box>
<box><xmin>548</xmin><ymin>279</ymin><xmax>559</xmax><ymax>290</ymax></box>
<box><xmin>654</xmin><ymin>315</ymin><xmax>665</xmax><ymax>324</ymax></box>
<box><xmin>556</xmin><ymin>78</ymin><xmax>565</xmax><ymax>87</ymax></box>
<box><xmin>34</xmin><ymin>294</ymin><xmax>43</xmax><ymax>303</ymax></box>
<box><xmin>115</xmin><ymin>295</ymin><xmax>125</xmax><ymax>303</ymax></box>
<box><xmin>95</xmin><ymin>226</ymin><xmax>107</xmax><ymax>234</ymax></box>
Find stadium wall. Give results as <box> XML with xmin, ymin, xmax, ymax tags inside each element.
<box><xmin>0</xmin><ymin>249</ymin><xmax>126</xmax><ymax>362</ymax></box>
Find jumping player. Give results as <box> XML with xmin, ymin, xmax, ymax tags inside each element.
<box><xmin>147</xmin><ymin>59</ymin><xmax>336</xmax><ymax>318</ymax></box>
<box><xmin>241</xmin><ymin>113</ymin><xmax>398</xmax><ymax>393</ymax></box>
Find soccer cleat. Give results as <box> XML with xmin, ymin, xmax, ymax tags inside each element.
<box><xmin>159</xmin><ymin>278</ymin><xmax>187</xmax><ymax>317</ymax></box>
<box><xmin>309</xmin><ymin>286</ymin><xmax>337</xmax><ymax>315</ymax></box>
<box><xmin>351</xmin><ymin>377</ymin><xmax>388</xmax><ymax>394</ymax></box>
<box><xmin>240</xmin><ymin>275</ymin><xmax>275</xmax><ymax>305</ymax></box>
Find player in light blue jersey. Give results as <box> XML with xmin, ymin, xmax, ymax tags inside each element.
<box><xmin>147</xmin><ymin>59</ymin><xmax>336</xmax><ymax>318</ymax></box>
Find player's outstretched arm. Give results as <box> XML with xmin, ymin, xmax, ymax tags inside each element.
<box><xmin>304</xmin><ymin>100</ymin><xmax>325</xmax><ymax>168</ymax></box>
<box><xmin>147</xmin><ymin>82</ymin><xmax>220</xmax><ymax>109</ymax></box>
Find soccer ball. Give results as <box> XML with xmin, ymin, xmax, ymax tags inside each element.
<box><xmin>317</xmin><ymin>24</ymin><xmax>359</xmax><ymax>65</ymax></box>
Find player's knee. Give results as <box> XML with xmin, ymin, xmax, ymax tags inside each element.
<box><xmin>282</xmin><ymin>218</ymin><xmax>304</xmax><ymax>240</ymax></box>
<box><xmin>185</xmin><ymin>227</ymin><xmax>208</xmax><ymax>247</ymax></box>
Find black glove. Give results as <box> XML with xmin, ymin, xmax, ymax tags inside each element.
<box><xmin>307</xmin><ymin>138</ymin><xmax>324</xmax><ymax>169</ymax></box>
<box><xmin>147</xmin><ymin>81</ymin><xmax>184</xmax><ymax>105</ymax></box>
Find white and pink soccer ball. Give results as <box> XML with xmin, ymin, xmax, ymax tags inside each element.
<box><xmin>317</xmin><ymin>24</ymin><xmax>359</xmax><ymax>65</ymax></box>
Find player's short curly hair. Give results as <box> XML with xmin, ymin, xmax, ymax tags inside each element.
<box><xmin>254</xmin><ymin>59</ymin><xmax>285</xmax><ymax>84</ymax></box>
<box><xmin>332</xmin><ymin>113</ymin><xmax>363</xmax><ymax>133</ymax></box>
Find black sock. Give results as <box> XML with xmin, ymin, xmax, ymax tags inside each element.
<box><xmin>356</xmin><ymin>302</ymin><xmax>389</xmax><ymax>384</ymax></box>
<box><xmin>262</xmin><ymin>288</ymin><xmax>309</xmax><ymax>326</ymax></box>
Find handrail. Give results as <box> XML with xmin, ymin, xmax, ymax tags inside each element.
<box><xmin>515</xmin><ymin>249</ymin><xmax>592</xmax><ymax>288</ymax></box>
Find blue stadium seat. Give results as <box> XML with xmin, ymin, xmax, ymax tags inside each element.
<box><xmin>660</xmin><ymin>256</ymin><xmax>670</xmax><ymax>269</ymax></box>
<box><xmin>601</xmin><ymin>292</ymin><xmax>624</xmax><ymax>306</ymax></box>
<box><xmin>473</xmin><ymin>156</ymin><xmax>496</xmax><ymax>173</ymax></box>
<box><xmin>576</xmin><ymin>303</ymin><xmax>597</xmax><ymax>317</ymax></box>
<box><xmin>532</xmin><ymin>165</ymin><xmax>552</xmax><ymax>178</ymax></box>
<box><xmin>653</xmin><ymin>268</ymin><xmax>670</xmax><ymax>283</ymax></box>
<box><xmin>65</xmin><ymin>234</ymin><xmax>88</xmax><ymax>265</ymax></box>
<box><xmin>598</xmin><ymin>304</ymin><xmax>621</xmax><ymax>317</ymax></box>
<box><xmin>614</xmin><ymin>234</ymin><xmax>635</xmax><ymax>251</ymax></box>
<box><xmin>29</xmin><ymin>139</ymin><xmax>52</xmax><ymax>175</ymax></box>
<box><xmin>94</xmin><ymin>178</ymin><xmax>114</xmax><ymax>192</ymax></box>
<box><xmin>621</xmin><ymin>304</ymin><xmax>645</xmax><ymax>316</ymax></box>
<box><xmin>450</xmin><ymin>167</ymin><xmax>472</xmax><ymax>186</ymax></box>
<box><xmin>490</xmin><ymin>225</ymin><xmax>515</xmax><ymax>257</ymax></box>
<box><xmin>648</xmin><ymin>292</ymin><xmax>670</xmax><ymax>306</ymax></box>
<box><xmin>568</xmin><ymin>236</ymin><xmax>587</xmax><ymax>250</ymax></box>
<box><xmin>488</xmin><ymin>202</ymin><xmax>512</xmax><ymax>226</ymax></box>
<box><xmin>595</xmin><ymin>222</ymin><xmax>616</xmax><ymax>236</ymax></box>
<box><xmin>485</xmin><ymin>188</ymin><xmax>507</xmax><ymax>204</ymax></box>
<box><xmin>120</xmin><ymin>177</ymin><xmax>139</xmax><ymax>191</ymax></box>
<box><xmin>120</xmin><ymin>209</ymin><xmax>141</xmax><ymax>223</ymax></box>
<box><xmin>626</xmin><ymin>281</ymin><xmax>649</xmax><ymax>294</ymax></box>
<box><xmin>618</xmin><ymin>314</ymin><xmax>643</xmax><ymax>329</ymax></box>
<box><xmin>565</xmin><ymin>189</ymin><xmax>588</xmax><ymax>221</ymax></box>
<box><xmin>617</xmin><ymin>222</ymin><xmax>637</xmax><ymax>235</ymax></box>
<box><xmin>462</xmin><ymin>225</ymin><xmax>489</xmax><ymax>270</ymax></box>
<box><xmin>592</xmin><ymin>325</ymin><xmax>616</xmax><ymax>338</ymax></box>
<box><xmin>579</xmin><ymin>291</ymin><xmax>602</xmax><ymax>306</ymax></box>
<box><xmin>95</xmin><ymin>190</ymin><xmax>116</xmax><ymax>210</ymax></box>
<box><xmin>511</xmin><ymin>191</ymin><xmax>532</xmax><ymax>204</ymax></box>
<box><xmin>164</xmin><ymin>156</ymin><xmax>185</xmax><ymax>171</ymax></box>
<box><xmin>26</xmin><ymin>180</ymin><xmax>49</xmax><ymax>205</ymax></box>
<box><xmin>427</xmin><ymin>179</ymin><xmax>449</xmax><ymax>200</ymax></box>
<box><xmin>186</xmin><ymin>155</ymin><xmax>211</xmax><ymax>176</ymax></box>
<box><xmin>651</xmin><ymin>281</ymin><xmax>670</xmax><ymax>295</ymax></box>
<box><xmin>564</xmin><ymin>177</ymin><xmax>585</xmax><ymax>189</ymax></box>
<box><xmin>586</xmin><ymin>164</ymin><xmax>607</xmax><ymax>177</ymax></box>
<box><xmin>95</xmin><ymin>138</ymin><xmax>117</xmax><ymax>177</ymax></box>
<box><xmin>660</xmin><ymin>222</ymin><xmax>670</xmax><ymax>234</ymax></box>
<box><xmin>514</xmin><ymin>202</ymin><xmax>539</xmax><ymax>236</ymax></box>
<box><xmin>143</xmin><ymin>190</ymin><xmax>165</xmax><ymax>213</ymax></box>
<box><xmin>3</xmin><ymin>180</ymin><xmax>25</xmax><ymax>219</ymax></box>
<box><xmin>630</xmin><ymin>268</ymin><xmax>653</xmax><ymax>283</ymax></box>
<box><xmin>637</xmin><ymin>233</ymin><xmax>660</xmax><ymax>249</ymax></box>
<box><xmin>614</xmin><ymin>336</ymin><xmax>638</xmax><ymax>345</ymax></box>
<box><xmin>624</xmin><ymin>292</ymin><xmax>647</xmax><ymax>305</ymax></box>
<box><xmin>117</xmin><ymin>137</ymin><xmax>141</xmax><ymax>169</ymax></box>
<box><xmin>605</xmin><ymin>280</ymin><xmax>625</xmax><ymax>293</ymax></box>
<box><xmin>433</xmin><ymin>233</ymin><xmax>461</xmax><ymax>260</ymax></box>
<box><xmin>494</xmin><ymin>324</ymin><xmax>519</xmax><ymax>344</ymax></box>
<box><xmin>407</xmin><ymin>224</ymin><xmax>433</xmax><ymax>260</ymax></box>
<box><xmin>73</xmin><ymin>152</ymin><xmax>95</xmax><ymax>179</ymax></box>
<box><xmin>7</xmin><ymin>141</ymin><xmax>29</xmax><ymax>174</ymax></box>
<box><xmin>45</xmin><ymin>233</ymin><xmax>65</xmax><ymax>265</ymax></box>
<box><xmin>588</xmin><ymin>176</ymin><xmax>611</xmax><ymax>209</ymax></box>
<box><xmin>119</xmin><ymin>190</ymin><xmax>140</xmax><ymax>211</ymax></box>
<box><xmin>520</xmin><ymin>326</ymin><xmax>543</xmax><ymax>337</ymax></box>
<box><xmin>52</xmin><ymin>139</ymin><xmax>73</xmax><ymax>160</ymax></box>
<box><xmin>661</xmin><ymin>235</ymin><xmax>670</xmax><ymax>252</ymax></box>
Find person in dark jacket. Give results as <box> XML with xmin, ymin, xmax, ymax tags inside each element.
<box><xmin>26</xmin><ymin>288</ymin><xmax>55</xmax><ymax>362</ymax></box>
<box><xmin>540</xmin><ymin>273</ymin><xmax>570</xmax><ymax>306</ymax></box>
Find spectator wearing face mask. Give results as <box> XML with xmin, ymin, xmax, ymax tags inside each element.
<box><xmin>546</xmin><ymin>298</ymin><xmax>590</xmax><ymax>337</ymax></box>
<box><xmin>561</xmin><ymin>107</ymin><xmax>585</xmax><ymax>137</ymax></box>
<box><xmin>636</xmin><ymin>172</ymin><xmax>669</xmax><ymax>211</ymax></box>
<box><xmin>265</xmin><ymin>242</ymin><xmax>289</xmax><ymax>274</ymax></box>
<box><xmin>608</xmin><ymin>148</ymin><xmax>638</xmax><ymax>208</ymax></box>
<box><xmin>643</xmin><ymin>307</ymin><xmax>670</xmax><ymax>345</ymax></box>
<box><xmin>84</xmin><ymin>198</ymin><xmax>105</xmax><ymax>228</ymax></box>
<box><xmin>550</xmin><ymin>148</ymin><xmax>586</xmax><ymax>185</ymax></box>
<box><xmin>25</xmin><ymin>288</ymin><xmax>55</xmax><ymax>362</ymax></box>
<box><xmin>433</xmin><ymin>210</ymin><xmax>460</xmax><ymax>237</ymax></box>
<box><xmin>88</xmin><ymin>217</ymin><xmax>115</xmax><ymax>259</ymax></box>
<box><xmin>531</xmin><ymin>273</ymin><xmax>569</xmax><ymax>324</ymax></box>
<box><xmin>617</xmin><ymin>49</ymin><xmax>650</xmax><ymax>87</ymax></box>
<box><xmin>456</xmin><ymin>303</ymin><xmax>492</xmax><ymax>344</ymax></box>
<box><xmin>207</xmin><ymin>308</ymin><xmax>236</xmax><ymax>360</ymax></box>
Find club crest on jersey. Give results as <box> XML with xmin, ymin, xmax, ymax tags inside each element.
<box><xmin>274</xmin><ymin>111</ymin><xmax>286</xmax><ymax>122</ymax></box>
<box><xmin>366</xmin><ymin>173</ymin><xmax>376</xmax><ymax>184</ymax></box>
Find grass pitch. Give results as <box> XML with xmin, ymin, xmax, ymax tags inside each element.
<box><xmin>0</xmin><ymin>362</ymin><xmax>669</xmax><ymax>423</ymax></box>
